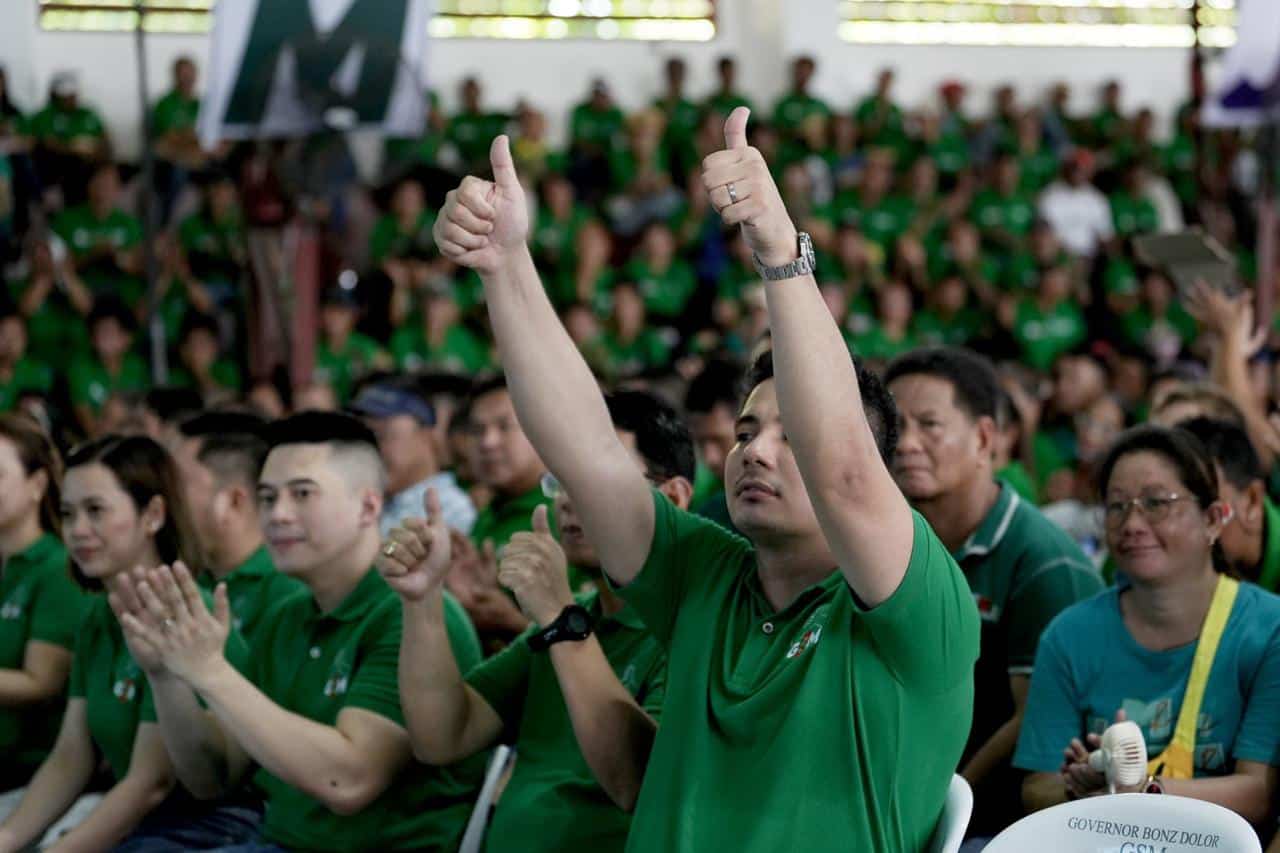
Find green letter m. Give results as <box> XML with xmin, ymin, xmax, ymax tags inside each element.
<box><xmin>225</xmin><ymin>0</ymin><xmax>409</xmax><ymax>126</ymax></box>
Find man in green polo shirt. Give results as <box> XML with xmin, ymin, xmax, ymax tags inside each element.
<box><xmin>447</xmin><ymin>78</ymin><xmax>509</xmax><ymax>176</ymax></box>
<box><xmin>152</xmin><ymin>56</ymin><xmax>206</xmax><ymax>222</ymax></box>
<box><xmin>380</xmin><ymin>389</ymin><xmax>687</xmax><ymax>853</ymax></box>
<box><xmin>885</xmin><ymin>346</ymin><xmax>1102</xmax><ymax>840</ymax></box>
<box><xmin>431</xmin><ymin>111</ymin><xmax>979</xmax><ymax>852</ymax></box>
<box><xmin>1179</xmin><ymin>418</ymin><xmax>1280</xmax><ymax>592</ymax></box>
<box><xmin>467</xmin><ymin>376</ymin><xmax>550</xmax><ymax>551</ymax></box>
<box><xmin>69</xmin><ymin>299</ymin><xmax>150</xmax><ymax>437</ymax></box>
<box><xmin>52</xmin><ymin>163</ymin><xmax>143</xmax><ymax>299</ymax></box>
<box><xmin>170</xmin><ymin>411</ymin><xmax>304</xmax><ymax>643</ymax></box>
<box><xmin>771</xmin><ymin>56</ymin><xmax>831</xmax><ymax>140</ymax></box>
<box><xmin>116</xmin><ymin>412</ymin><xmax>484</xmax><ymax>852</ymax></box>
<box><xmin>29</xmin><ymin>73</ymin><xmax>108</xmax><ymax>204</ymax></box>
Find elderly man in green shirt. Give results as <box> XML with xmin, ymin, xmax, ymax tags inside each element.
<box><xmin>431</xmin><ymin>112</ymin><xmax>979</xmax><ymax>852</ymax></box>
<box><xmin>1179</xmin><ymin>417</ymin><xmax>1280</xmax><ymax>592</ymax></box>
<box><xmin>885</xmin><ymin>347</ymin><xmax>1103</xmax><ymax>841</ymax></box>
<box><xmin>114</xmin><ymin>412</ymin><xmax>484</xmax><ymax>853</ymax></box>
<box><xmin>380</xmin><ymin>389</ymin><xmax>686</xmax><ymax>853</ymax></box>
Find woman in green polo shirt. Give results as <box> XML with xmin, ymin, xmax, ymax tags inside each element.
<box><xmin>0</xmin><ymin>435</ymin><xmax>258</xmax><ymax>852</ymax></box>
<box><xmin>0</xmin><ymin>415</ymin><xmax>87</xmax><ymax>809</ymax></box>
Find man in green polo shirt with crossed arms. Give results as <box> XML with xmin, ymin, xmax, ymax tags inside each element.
<box><xmin>114</xmin><ymin>412</ymin><xmax>485</xmax><ymax>852</ymax></box>
<box><xmin>432</xmin><ymin>111</ymin><xmax>979</xmax><ymax>852</ymax></box>
<box><xmin>885</xmin><ymin>346</ymin><xmax>1102</xmax><ymax>840</ymax></box>
<box><xmin>380</xmin><ymin>389</ymin><xmax>685</xmax><ymax>852</ymax></box>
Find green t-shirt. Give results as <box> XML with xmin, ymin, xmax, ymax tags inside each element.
<box><xmin>1103</xmin><ymin>257</ymin><xmax>1140</xmax><ymax>297</ymax></box>
<box><xmin>831</xmin><ymin>192</ymin><xmax>914</xmax><ymax>250</ymax></box>
<box><xmin>0</xmin><ymin>535</ymin><xmax>87</xmax><ymax>790</ymax></box>
<box><xmin>851</xmin><ymin>325</ymin><xmax>917</xmax><ymax>364</ymax></box>
<box><xmin>468</xmin><ymin>590</ymin><xmax>667</xmax><ymax>853</ymax></box>
<box><xmin>8</xmin><ymin>280</ymin><xmax>88</xmax><ymax>370</ymax></box>
<box><xmin>69</xmin><ymin>594</ymin><xmax>249</xmax><ymax>783</ymax></box>
<box><xmin>621</xmin><ymin>259</ymin><xmax>697</xmax><ymax>322</ymax></box>
<box><xmin>1121</xmin><ymin>305</ymin><xmax>1197</xmax><ymax>354</ymax></box>
<box><xmin>53</xmin><ymin>205</ymin><xmax>144</xmax><ymax>295</ymax></box>
<box><xmin>250</xmin><ymin>570</ymin><xmax>483</xmax><ymax>851</ymax></box>
<box><xmin>613</xmin><ymin>492</ymin><xmax>979</xmax><ymax>853</ymax></box>
<box><xmin>1012</xmin><ymin>300</ymin><xmax>1087</xmax><ymax>373</ymax></box>
<box><xmin>197</xmin><ymin>546</ymin><xmax>305</xmax><ymax>647</ymax></box>
<box><xmin>570</xmin><ymin>104</ymin><xmax>624</xmax><ymax>151</ymax></box>
<box><xmin>1109</xmin><ymin>190</ymin><xmax>1159</xmax><ymax>237</ymax></box>
<box><xmin>997</xmin><ymin>461</ymin><xmax>1038</xmax><ymax>504</ymax></box>
<box><xmin>390</xmin><ymin>324</ymin><xmax>491</xmax><ymax>375</ymax></box>
<box><xmin>151</xmin><ymin>90</ymin><xmax>200</xmax><ymax>138</ymax></box>
<box><xmin>471</xmin><ymin>487</ymin><xmax>551</xmax><ymax>551</ymax></box>
<box><xmin>971</xmin><ymin>190</ymin><xmax>1037</xmax><ymax>241</ymax></box>
<box><xmin>853</xmin><ymin>96</ymin><xmax>906</xmax><ymax>148</ymax></box>
<box><xmin>28</xmin><ymin>105</ymin><xmax>105</xmax><ymax>144</ymax></box>
<box><xmin>595</xmin><ymin>329</ymin><xmax>671</xmax><ymax>380</ymax></box>
<box><xmin>69</xmin><ymin>353</ymin><xmax>150</xmax><ymax>412</ymax></box>
<box><xmin>1018</xmin><ymin>149</ymin><xmax>1060</xmax><ymax>194</ymax></box>
<box><xmin>314</xmin><ymin>333</ymin><xmax>388</xmax><ymax>404</ymax></box>
<box><xmin>447</xmin><ymin>112</ymin><xmax>509</xmax><ymax>171</ymax></box>
<box><xmin>0</xmin><ymin>358</ymin><xmax>55</xmax><ymax>412</ymax></box>
<box><xmin>771</xmin><ymin>93</ymin><xmax>831</xmax><ymax>134</ymax></box>
<box><xmin>179</xmin><ymin>209</ymin><xmax>246</xmax><ymax>286</ymax></box>
<box><xmin>368</xmin><ymin>211</ymin><xmax>437</xmax><ymax>266</ymax></box>
<box><xmin>912</xmin><ymin>309</ymin><xmax>984</xmax><ymax>348</ymax></box>
<box><xmin>704</xmin><ymin>92</ymin><xmax>754</xmax><ymax>120</ymax></box>
<box><xmin>949</xmin><ymin>483</ymin><xmax>1103</xmax><ymax>835</ymax></box>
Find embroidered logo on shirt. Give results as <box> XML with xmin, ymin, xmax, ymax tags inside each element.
<box><xmin>973</xmin><ymin>593</ymin><xmax>1002</xmax><ymax>623</ymax></box>
<box><xmin>0</xmin><ymin>601</ymin><xmax>22</xmax><ymax>620</ymax></box>
<box><xmin>323</xmin><ymin>648</ymin><xmax>352</xmax><ymax>698</ymax></box>
<box><xmin>786</xmin><ymin>626</ymin><xmax>823</xmax><ymax>660</ymax></box>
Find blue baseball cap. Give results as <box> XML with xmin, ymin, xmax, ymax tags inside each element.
<box><xmin>348</xmin><ymin>384</ymin><xmax>436</xmax><ymax>425</ymax></box>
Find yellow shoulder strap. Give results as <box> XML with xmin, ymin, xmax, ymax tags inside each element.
<box><xmin>1147</xmin><ymin>574</ymin><xmax>1240</xmax><ymax>779</ymax></box>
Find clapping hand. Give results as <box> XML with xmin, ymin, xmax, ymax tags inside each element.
<box><xmin>115</xmin><ymin>562</ymin><xmax>232</xmax><ymax>690</ymax></box>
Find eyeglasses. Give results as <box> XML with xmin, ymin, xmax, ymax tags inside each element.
<box><xmin>1101</xmin><ymin>493</ymin><xmax>1196</xmax><ymax>529</ymax></box>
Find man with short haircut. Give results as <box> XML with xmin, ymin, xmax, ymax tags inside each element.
<box><xmin>885</xmin><ymin>346</ymin><xmax>1103</xmax><ymax>840</ymax></box>
<box><xmin>115</xmin><ymin>412</ymin><xmax>484</xmax><ymax>853</ymax></box>
<box><xmin>1178</xmin><ymin>417</ymin><xmax>1280</xmax><ymax>592</ymax></box>
<box><xmin>348</xmin><ymin>381</ymin><xmax>476</xmax><ymax>537</ymax></box>
<box><xmin>431</xmin><ymin>110</ymin><xmax>979</xmax><ymax>852</ymax></box>
<box><xmin>171</xmin><ymin>411</ymin><xmax>305</xmax><ymax>642</ymax></box>
<box><xmin>683</xmin><ymin>358</ymin><xmax>741</xmax><ymax>531</ymax></box>
<box><xmin>467</xmin><ymin>376</ymin><xmax>549</xmax><ymax>550</ymax></box>
<box><xmin>379</xmin><ymin>390</ymin><xmax>686</xmax><ymax>853</ymax></box>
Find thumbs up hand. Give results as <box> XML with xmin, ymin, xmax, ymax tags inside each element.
<box><xmin>498</xmin><ymin>504</ymin><xmax>574</xmax><ymax>628</ymax></box>
<box><xmin>700</xmin><ymin>106</ymin><xmax>797</xmax><ymax>268</ymax></box>
<box><xmin>377</xmin><ymin>488</ymin><xmax>453</xmax><ymax>603</ymax></box>
<box><xmin>434</xmin><ymin>134</ymin><xmax>530</xmax><ymax>275</ymax></box>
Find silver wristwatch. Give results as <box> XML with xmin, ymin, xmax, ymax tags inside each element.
<box><xmin>752</xmin><ymin>232</ymin><xmax>816</xmax><ymax>281</ymax></box>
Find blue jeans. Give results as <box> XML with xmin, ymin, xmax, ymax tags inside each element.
<box><xmin>112</xmin><ymin>803</ymin><xmax>262</xmax><ymax>852</ymax></box>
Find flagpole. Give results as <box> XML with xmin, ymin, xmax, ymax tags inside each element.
<box><xmin>134</xmin><ymin>0</ymin><xmax>167</xmax><ymax>385</ymax></box>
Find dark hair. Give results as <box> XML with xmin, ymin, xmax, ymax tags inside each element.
<box><xmin>741</xmin><ymin>350</ymin><xmax>899</xmax><ymax>465</ymax></box>
<box><xmin>64</xmin><ymin>434</ymin><xmax>197</xmax><ymax>591</ymax></box>
<box><xmin>884</xmin><ymin>346</ymin><xmax>1000</xmax><ymax>421</ymax></box>
<box><xmin>1097</xmin><ymin>425</ymin><xmax>1219</xmax><ymax>510</ymax></box>
<box><xmin>144</xmin><ymin>387</ymin><xmax>205</xmax><ymax>426</ymax></box>
<box><xmin>0</xmin><ymin>414</ymin><xmax>63</xmax><ymax>537</ymax></box>
<box><xmin>179</xmin><ymin>311</ymin><xmax>221</xmax><ymax>344</ymax></box>
<box><xmin>467</xmin><ymin>373</ymin><xmax>509</xmax><ymax>408</ymax></box>
<box><xmin>448</xmin><ymin>397</ymin><xmax>473</xmax><ymax>439</ymax></box>
<box><xmin>1176</xmin><ymin>417</ymin><xmax>1264</xmax><ymax>491</ymax></box>
<box><xmin>263</xmin><ymin>411</ymin><xmax>379</xmax><ymax>453</ymax></box>
<box><xmin>604</xmin><ymin>390</ymin><xmax>696</xmax><ymax>484</ymax></box>
<box><xmin>88</xmin><ymin>296</ymin><xmax>138</xmax><ymax>336</ymax></box>
<box><xmin>178</xmin><ymin>411</ymin><xmax>270</xmax><ymax>488</ymax></box>
<box><xmin>684</xmin><ymin>358</ymin><xmax>743</xmax><ymax>416</ymax></box>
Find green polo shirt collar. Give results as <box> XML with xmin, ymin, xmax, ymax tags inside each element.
<box><xmin>1258</xmin><ymin>497</ymin><xmax>1280</xmax><ymax>594</ymax></box>
<box><xmin>311</xmin><ymin>566</ymin><xmax>386</xmax><ymax>623</ymax></box>
<box><xmin>742</xmin><ymin>563</ymin><xmax>845</xmax><ymax>619</ymax></box>
<box><xmin>955</xmin><ymin>482</ymin><xmax>1020</xmax><ymax>560</ymax></box>
<box><xmin>7</xmin><ymin>533</ymin><xmax>62</xmax><ymax>573</ymax></box>
<box><xmin>586</xmin><ymin>588</ymin><xmax>645</xmax><ymax>632</ymax></box>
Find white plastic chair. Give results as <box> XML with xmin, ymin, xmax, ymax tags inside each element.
<box><xmin>459</xmin><ymin>745</ymin><xmax>515</xmax><ymax>853</ymax></box>
<box><xmin>928</xmin><ymin>774</ymin><xmax>974</xmax><ymax>853</ymax></box>
<box><xmin>985</xmin><ymin>793</ymin><xmax>1261</xmax><ymax>853</ymax></box>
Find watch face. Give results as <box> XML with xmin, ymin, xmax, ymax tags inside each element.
<box><xmin>566</xmin><ymin>611</ymin><xmax>590</xmax><ymax>634</ymax></box>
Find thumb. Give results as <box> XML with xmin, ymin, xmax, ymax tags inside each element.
<box><xmin>490</xmin><ymin>135</ymin><xmax>519</xmax><ymax>189</ymax></box>
<box><xmin>531</xmin><ymin>503</ymin><xmax>551</xmax><ymax>535</ymax></box>
<box><xmin>724</xmin><ymin>106</ymin><xmax>750</xmax><ymax>151</ymax></box>
<box><xmin>213</xmin><ymin>583</ymin><xmax>231</xmax><ymax>631</ymax></box>
<box><xmin>423</xmin><ymin>487</ymin><xmax>443</xmax><ymax>525</ymax></box>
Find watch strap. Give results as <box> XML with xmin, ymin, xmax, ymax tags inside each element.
<box><xmin>752</xmin><ymin>232</ymin><xmax>815</xmax><ymax>281</ymax></box>
<box><xmin>527</xmin><ymin>605</ymin><xmax>595</xmax><ymax>652</ymax></box>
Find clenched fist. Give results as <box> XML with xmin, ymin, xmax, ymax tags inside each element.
<box><xmin>433</xmin><ymin>135</ymin><xmax>530</xmax><ymax>275</ymax></box>
<box><xmin>701</xmin><ymin>107</ymin><xmax>798</xmax><ymax>269</ymax></box>
<box><xmin>498</xmin><ymin>505</ymin><xmax>575</xmax><ymax>628</ymax></box>
<box><xmin>377</xmin><ymin>488</ymin><xmax>453</xmax><ymax>603</ymax></box>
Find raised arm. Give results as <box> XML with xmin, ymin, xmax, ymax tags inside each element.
<box><xmin>433</xmin><ymin>138</ymin><xmax>654</xmax><ymax>584</ymax></box>
<box><xmin>701</xmin><ymin>108</ymin><xmax>914</xmax><ymax>606</ymax></box>
<box><xmin>377</xmin><ymin>489</ymin><xmax>505</xmax><ymax>765</ymax></box>
<box><xmin>498</xmin><ymin>507</ymin><xmax>657</xmax><ymax>811</ymax></box>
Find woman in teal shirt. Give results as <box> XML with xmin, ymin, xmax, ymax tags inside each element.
<box><xmin>0</xmin><ymin>415</ymin><xmax>87</xmax><ymax>801</ymax></box>
<box><xmin>0</xmin><ymin>435</ymin><xmax>257</xmax><ymax>852</ymax></box>
<box><xmin>1016</xmin><ymin>426</ymin><xmax>1280</xmax><ymax>829</ymax></box>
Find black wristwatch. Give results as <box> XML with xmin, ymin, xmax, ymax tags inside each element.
<box><xmin>527</xmin><ymin>605</ymin><xmax>595</xmax><ymax>652</ymax></box>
